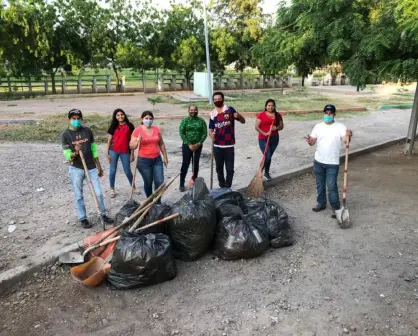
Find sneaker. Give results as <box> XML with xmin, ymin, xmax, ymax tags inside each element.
<box><xmin>102</xmin><ymin>215</ymin><xmax>114</xmax><ymax>224</ymax></box>
<box><xmin>264</xmin><ymin>172</ymin><xmax>272</xmax><ymax>181</ymax></box>
<box><xmin>179</xmin><ymin>185</ymin><xmax>185</xmax><ymax>192</ymax></box>
<box><xmin>80</xmin><ymin>219</ymin><xmax>93</xmax><ymax>229</ymax></box>
<box><xmin>109</xmin><ymin>189</ymin><xmax>116</xmax><ymax>198</ymax></box>
<box><xmin>331</xmin><ymin>209</ymin><xmax>338</xmax><ymax>219</ymax></box>
<box><xmin>312</xmin><ymin>205</ymin><xmax>326</xmax><ymax>212</ymax></box>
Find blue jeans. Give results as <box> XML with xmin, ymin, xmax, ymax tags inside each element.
<box><xmin>137</xmin><ymin>156</ymin><xmax>164</xmax><ymax>198</ymax></box>
<box><xmin>69</xmin><ymin>166</ymin><xmax>106</xmax><ymax>221</ymax></box>
<box><xmin>258</xmin><ymin>135</ymin><xmax>279</xmax><ymax>174</ymax></box>
<box><xmin>109</xmin><ymin>149</ymin><xmax>133</xmax><ymax>189</ymax></box>
<box><xmin>313</xmin><ymin>160</ymin><xmax>340</xmax><ymax>210</ymax></box>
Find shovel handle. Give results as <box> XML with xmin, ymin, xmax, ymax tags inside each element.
<box><xmin>129</xmin><ymin>173</ymin><xmax>180</xmax><ymax>232</ymax></box>
<box><xmin>92</xmin><ymin>183</ymin><xmax>167</xmax><ymax>246</ymax></box>
<box><xmin>79</xmin><ymin>150</ymin><xmax>106</xmax><ymax>231</ymax></box>
<box><xmin>342</xmin><ymin>138</ymin><xmax>350</xmax><ymax>205</ymax></box>
<box><xmin>130</xmin><ymin>138</ymin><xmax>141</xmax><ymax>200</ymax></box>
<box><xmin>210</xmin><ymin>140</ymin><xmax>214</xmax><ymax>189</ymax></box>
<box><xmin>83</xmin><ymin>213</ymin><xmax>180</xmax><ymax>257</ymax></box>
<box><xmin>83</xmin><ymin>236</ymin><xmax>120</xmax><ymax>256</ymax></box>
<box><xmin>134</xmin><ymin>213</ymin><xmax>179</xmax><ymax>233</ymax></box>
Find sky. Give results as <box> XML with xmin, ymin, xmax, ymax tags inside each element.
<box><xmin>149</xmin><ymin>0</ymin><xmax>280</xmax><ymax>15</ymax></box>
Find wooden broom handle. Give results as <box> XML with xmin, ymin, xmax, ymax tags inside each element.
<box><xmin>258</xmin><ymin>122</ymin><xmax>275</xmax><ymax>172</ymax></box>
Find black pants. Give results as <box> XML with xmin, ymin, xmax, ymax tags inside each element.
<box><xmin>214</xmin><ymin>147</ymin><xmax>235</xmax><ymax>188</ymax></box>
<box><xmin>180</xmin><ymin>144</ymin><xmax>202</xmax><ymax>186</ymax></box>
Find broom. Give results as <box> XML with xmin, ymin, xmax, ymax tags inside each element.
<box><xmin>247</xmin><ymin>123</ymin><xmax>274</xmax><ymax>199</ymax></box>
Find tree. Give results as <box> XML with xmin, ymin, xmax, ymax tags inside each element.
<box><xmin>91</xmin><ymin>0</ymin><xmax>137</xmax><ymax>89</ymax></box>
<box><xmin>148</xmin><ymin>1</ymin><xmax>205</xmax><ymax>72</ymax></box>
<box><xmin>171</xmin><ymin>36</ymin><xmax>204</xmax><ymax>88</ymax></box>
<box><xmin>210</xmin><ymin>0</ymin><xmax>264</xmax><ymax>72</ymax></box>
<box><xmin>1</xmin><ymin>0</ymin><xmax>84</xmax><ymax>93</ymax></box>
<box><xmin>56</xmin><ymin>0</ymin><xmax>103</xmax><ymax>76</ymax></box>
<box><xmin>252</xmin><ymin>1</ymin><xmax>326</xmax><ymax>86</ymax></box>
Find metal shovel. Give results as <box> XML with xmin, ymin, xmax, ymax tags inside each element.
<box><xmin>335</xmin><ymin>138</ymin><xmax>351</xmax><ymax>229</ymax></box>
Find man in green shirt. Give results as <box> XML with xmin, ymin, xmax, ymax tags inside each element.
<box><xmin>61</xmin><ymin>109</ymin><xmax>114</xmax><ymax>228</ymax></box>
<box><xmin>179</xmin><ymin>105</ymin><xmax>208</xmax><ymax>192</ymax></box>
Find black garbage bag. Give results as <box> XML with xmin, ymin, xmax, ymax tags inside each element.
<box><xmin>114</xmin><ymin>199</ymin><xmax>139</xmax><ymax>227</ymax></box>
<box><xmin>168</xmin><ymin>178</ymin><xmax>217</xmax><ymax>261</ymax></box>
<box><xmin>108</xmin><ymin>231</ymin><xmax>177</xmax><ymax>289</ymax></box>
<box><xmin>140</xmin><ymin>203</ymin><xmax>172</xmax><ymax>234</ymax></box>
<box><xmin>213</xmin><ymin>209</ymin><xmax>269</xmax><ymax>260</ymax></box>
<box><xmin>245</xmin><ymin>199</ymin><xmax>294</xmax><ymax>248</ymax></box>
<box><xmin>209</xmin><ymin>189</ymin><xmax>248</xmax><ymax>221</ymax></box>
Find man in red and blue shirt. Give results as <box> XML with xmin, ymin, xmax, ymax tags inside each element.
<box><xmin>209</xmin><ymin>91</ymin><xmax>245</xmax><ymax>188</ymax></box>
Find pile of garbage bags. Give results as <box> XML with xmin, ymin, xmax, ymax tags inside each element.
<box><xmin>108</xmin><ymin>178</ymin><xmax>294</xmax><ymax>289</ymax></box>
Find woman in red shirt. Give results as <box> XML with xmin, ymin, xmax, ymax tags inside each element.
<box><xmin>130</xmin><ymin>111</ymin><xmax>168</xmax><ymax>198</ymax></box>
<box><xmin>106</xmin><ymin>108</ymin><xmax>135</xmax><ymax>198</ymax></box>
<box><xmin>255</xmin><ymin>99</ymin><xmax>284</xmax><ymax>180</ymax></box>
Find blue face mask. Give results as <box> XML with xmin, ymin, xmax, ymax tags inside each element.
<box><xmin>323</xmin><ymin>115</ymin><xmax>334</xmax><ymax>123</ymax></box>
<box><xmin>143</xmin><ymin>119</ymin><xmax>153</xmax><ymax>127</ymax></box>
<box><xmin>71</xmin><ymin>119</ymin><xmax>82</xmax><ymax>128</ymax></box>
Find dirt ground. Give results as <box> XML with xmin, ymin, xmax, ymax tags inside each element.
<box><xmin>0</xmin><ymin>143</ymin><xmax>417</xmax><ymax>336</ymax></box>
<box><xmin>0</xmin><ymin>107</ymin><xmax>413</xmax><ymax>275</ymax></box>
<box><xmin>0</xmin><ymin>93</ymin><xmax>187</xmax><ymax>119</ymax></box>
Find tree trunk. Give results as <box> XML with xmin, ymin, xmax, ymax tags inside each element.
<box><xmin>356</xmin><ymin>85</ymin><xmax>360</xmax><ymax>92</ymax></box>
<box><xmin>185</xmin><ymin>70</ymin><xmax>191</xmax><ymax>90</ymax></box>
<box><xmin>112</xmin><ymin>63</ymin><xmax>120</xmax><ymax>92</ymax></box>
<box><xmin>301</xmin><ymin>76</ymin><xmax>305</xmax><ymax>87</ymax></box>
<box><xmin>51</xmin><ymin>72</ymin><xmax>56</xmax><ymax>94</ymax></box>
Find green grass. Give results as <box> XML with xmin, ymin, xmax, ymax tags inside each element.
<box><xmin>161</xmin><ymin>91</ymin><xmax>358</xmax><ymax>112</ymax></box>
<box><xmin>356</xmin><ymin>95</ymin><xmax>414</xmax><ymax>109</ymax></box>
<box><xmin>0</xmin><ymin>113</ymin><xmax>141</xmax><ymax>143</ymax></box>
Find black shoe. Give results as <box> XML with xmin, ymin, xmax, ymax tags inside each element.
<box><xmin>102</xmin><ymin>215</ymin><xmax>114</xmax><ymax>224</ymax></box>
<box><xmin>264</xmin><ymin>172</ymin><xmax>272</xmax><ymax>181</ymax></box>
<box><xmin>179</xmin><ymin>185</ymin><xmax>185</xmax><ymax>192</ymax></box>
<box><xmin>80</xmin><ymin>219</ymin><xmax>93</xmax><ymax>229</ymax></box>
<box><xmin>312</xmin><ymin>205</ymin><xmax>326</xmax><ymax>212</ymax></box>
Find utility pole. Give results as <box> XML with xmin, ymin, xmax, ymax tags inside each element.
<box><xmin>203</xmin><ymin>0</ymin><xmax>213</xmax><ymax>104</ymax></box>
<box><xmin>404</xmin><ymin>83</ymin><xmax>418</xmax><ymax>154</ymax></box>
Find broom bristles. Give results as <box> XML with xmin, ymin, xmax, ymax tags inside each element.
<box><xmin>247</xmin><ymin>172</ymin><xmax>264</xmax><ymax>198</ymax></box>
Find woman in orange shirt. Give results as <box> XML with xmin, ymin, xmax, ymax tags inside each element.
<box><xmin>130</xmin><ymin>111</ymin><xmax>168</xmax><ymax>197</ymax></box>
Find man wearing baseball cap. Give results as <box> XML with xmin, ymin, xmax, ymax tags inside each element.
<box><xmin>61</xmin><ymin>109</ymin><xmax>114</xmax><ymax>228</ymax></box>
<box><xmin>305</xmin><ymin>104</ymin><xmax>353</xmax><ymax>218</ymax></box>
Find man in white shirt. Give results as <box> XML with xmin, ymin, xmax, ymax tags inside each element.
<box><xmin>305</xmin><ymin>104</ymin><xmax>353</xmax><ymax>218</ymax></box>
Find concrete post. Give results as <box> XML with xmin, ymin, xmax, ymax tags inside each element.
<box><xmin>92</xmin><ymin>77</ymin><xmax>98</xmax><ymax>93</ymax></box>
<box><xmin>106</xmin><ymin>75</ymin><xmax>111</xmax><ymax>93</ymax></box>
<box><xmin>77</xmin><ymin>79</ymin><xmax>82</xmax><ymax>94</ymax></box>
<box><xmin>287</xmin><ymin>74</ymin><xmax>293</xmax><ymax>87</ymax></box>
<box><xmin>404</xmin><ymin>83</ymin><xmax>418</xmax><ymax>154</ymax></box>
<box><xmin>171</xmin><ymin>75</ymin><xmax>177</xmax><ymax>91</ymax></box>
<box><xmin>44</xmin><ymin>78</ymin><xmax>48</xmax><ymax>95</ymax></box>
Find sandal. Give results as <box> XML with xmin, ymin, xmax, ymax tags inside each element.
<box><xmin>109</xmin><ymin>189</ymin><xmax>116</xmax><ymax>198</ymax></box>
